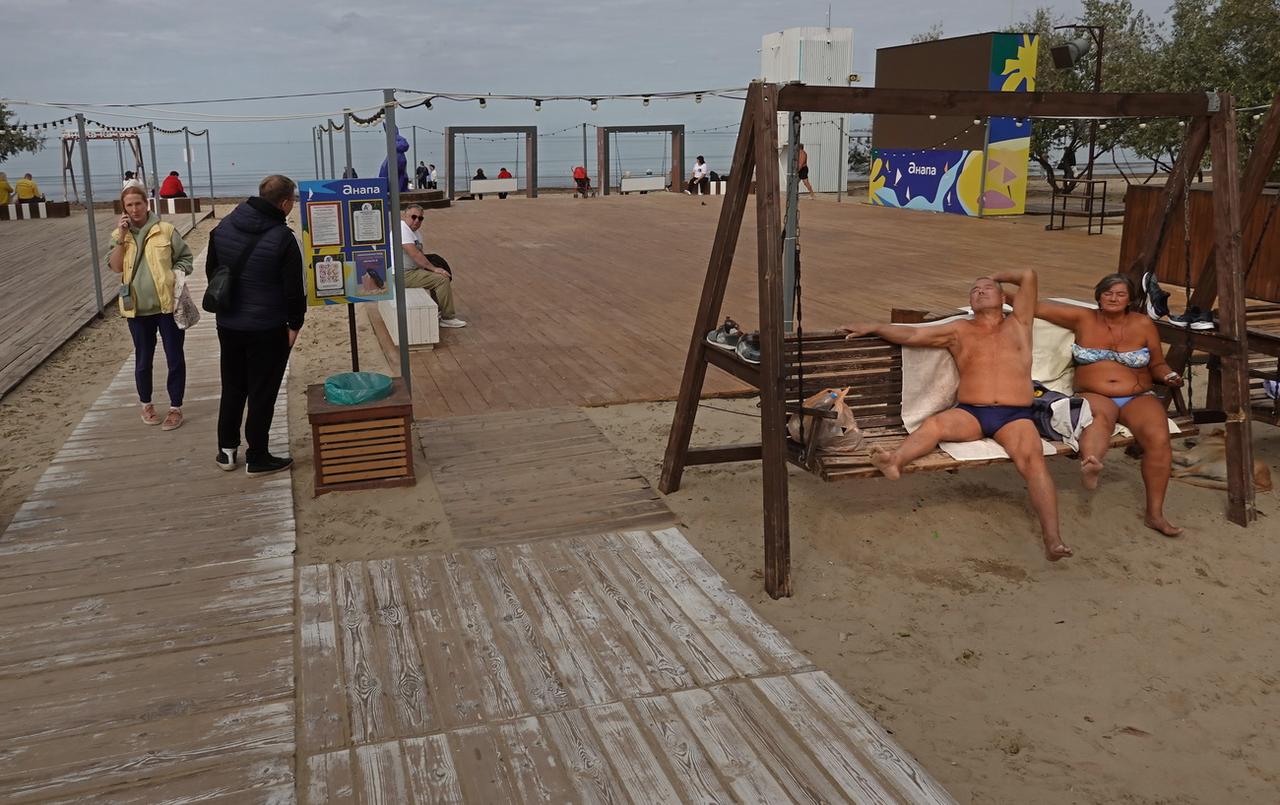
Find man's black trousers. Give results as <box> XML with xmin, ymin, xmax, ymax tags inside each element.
<box><xmin>217</xmin><ymin>326</ymin><xmax>290</xmax><ymax>462</ymax></box>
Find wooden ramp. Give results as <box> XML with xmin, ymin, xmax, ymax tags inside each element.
<box><xmin>0</xmin><ymin>210</ymin><xmax>207</xmax><ymax>398</ymax></box>
<box><xmin>0</xmin><ymin>259</ymin><xmax>297</xmax><ymax>802</ymax></box>
<box><xmin>417</xmin><ymin>407</ymin><xmax>676</xmax><ymax>545</ymax></box>
<box><xmin>298</xmin><ymin>528</ymin><xmax>955</xmax><ymax>804</ymax></box>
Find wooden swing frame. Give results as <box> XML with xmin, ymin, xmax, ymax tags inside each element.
<box><xmin>660</xmin><ymin>81</ymin><xmax>1257</xmax><ymax>599</ymax></box>
<box><xmin>443</xmin><ymin>125</ymin><xmax>539</xmax><ymax>200</ymax></box>
<box><xmin>596</xmin><ymin>125</ymin><xmax>686</xmax><ymax>195</ymax></box>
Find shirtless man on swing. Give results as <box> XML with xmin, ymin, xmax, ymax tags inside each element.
<box><xmin>840</xmin><ymin>269</ymin><xmax>1072</xmax><ymax>561</ymax></box>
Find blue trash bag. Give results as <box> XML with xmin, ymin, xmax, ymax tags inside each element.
<box><xmin>324</xmin><ymin>372</ymin><xmax>393</xmax><ymax>405</ymax></box>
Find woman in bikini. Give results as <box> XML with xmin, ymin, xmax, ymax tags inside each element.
<box><xmin>1037</xmin><ymin>273</ymin><xmax>1185</xmax><ymax>536</ymax></box>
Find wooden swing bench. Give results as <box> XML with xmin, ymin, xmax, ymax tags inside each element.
<box><xmin>697</xmin><ymin>330</ymin><xmax>1197</xmax><ymax>482</ymax></box>
<box><xmin>664</xmin><ymin>82</ymin><xmax>1260</xmax><ymax>599</ymax></box>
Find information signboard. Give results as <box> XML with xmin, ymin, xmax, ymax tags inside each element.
<box><xmin>299</xmin><ymin>178</ymin><xmax>394</xmax><ymax>306</ymax></box>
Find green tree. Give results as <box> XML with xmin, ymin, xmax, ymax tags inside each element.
<box><xmin>1007</xmin><ymin>2</ymin><xmax>1162</xmax><ymax>189</ymax></box>
<box><xmin>0</xmin><ymin>104</ymin><xmax>43</xmax><ymax>162</ymax></box>
<box><xmin>911</xmin><ymin>23</ymin><xmax>945</xmax><ymax>44</ymax></box>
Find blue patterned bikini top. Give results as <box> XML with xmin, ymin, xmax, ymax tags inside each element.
<box><xmin>1071</xmin><ymin>343</ymin><xmax>1151</xmax><ymax>369</ymax></box>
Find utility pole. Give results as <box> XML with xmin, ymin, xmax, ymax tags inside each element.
<box><xmin>183</xmin><ymin>127</ymin><xmax>196</xmax><ymax>230</ymax></box>
<box><xmin>384</xmin><ymin>89</ymin><xmax>411</xmax><ymax>391</ymax></box>
<box><xmin>327</xmin><ymin>120</ymin><xmax>336</xmax><ymax>179</ymax></box>
<box><xmin>343</xmin><ymin>109</ymin><xmax>354</xmax><ymax>178</ymax></box>
<box><xmin>204</xmin><ymin>131</ymin><xmax>215</xmax><ymax>217</ymax></box>
<box><xmin>147</xmin><ymin>122</ymin><xmax>160</xmax><ymax>212</ymax></box>
<box><xmin>75</xmin><ymin>113</ymin><xmax>106</xmax><ymax>316</ymax></box>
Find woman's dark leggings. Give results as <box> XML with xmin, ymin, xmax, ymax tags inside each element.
<box><xmin>127</xmin><ymin>313</ymin><xmax>186</xmax><ymax>407</ymax></box>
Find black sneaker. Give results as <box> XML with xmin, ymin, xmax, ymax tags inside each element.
<box><xmin>1169</xmin><ymin>305</ymin><xmax>1215</xmax><ymax>331</ymax></box>
<box><xmin>215</xmin><ymin>448</ymin><xmax>238</xmax><ymax>472</ymax></box>
<box><xmin>246</xmin><ymin>453</ymin><xmax>294</xmax><ymax>476</ymax></box>
<box><xmin>705</xmin><ymin>317</ymin><xmax>742</xmax><ymax>352</ymax></box>
<box><xmin>736</xmin><ymin>331</ymin><xmax>762</xmax><ymax>365</ymax></box>
<box><xmin>1142</xmin><ymin>271</ymin><xmax>1170</xmax><ymax>319</ymax></box>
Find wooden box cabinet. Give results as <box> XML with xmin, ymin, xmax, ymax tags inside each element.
<box><xmin>306</xmin><ymin>378</ymin><xmax>415</xmax><ymax>495</ymax></box>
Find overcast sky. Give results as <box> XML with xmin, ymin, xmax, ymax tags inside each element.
<box><xmin>5</xmin><ymin>0</ymin><xmax>1175</xmax><ymax>141</ymax></box>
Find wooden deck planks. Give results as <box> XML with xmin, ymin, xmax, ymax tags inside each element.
<box><xmin>417</xmin><ymin>407</ymin><xmax>675</xmax><ymax>546</ymax></box>
<box><xmin>297</xmin><ymin>527</ymin><xmax>956</xmax><ymax>804</ymax></box>
<box><xmin>384</xmin><ymin>195</ymin><xmax>1129</xmax><ymax>418</ymax></box>
<box><xmin>0</xmin><ymin>210</ymin><xmax>206</xmax><ymax>399</ymax></box>
<box><xmin>0</xmin><ymin>255</ymin><xmax>296</xmax><ymax>802</ymax></box>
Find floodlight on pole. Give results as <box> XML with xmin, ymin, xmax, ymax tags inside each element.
<box><xmin>1050</xmin><ymin>36</ymin><xmax>1092</xmax><ymax>69</ymax></box>
<box><xmin>1052</xmin><ymin>23</ymin><xmax>1106</xmax><ymax>184</ymax></box>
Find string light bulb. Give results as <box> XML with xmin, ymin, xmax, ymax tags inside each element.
<box><xmin>696</xmin><ymin>93</ymin><xmax>703</xmax><ymax>103</ymax></box>
<box><xmin>1178</xmin><ymin>120</ymin><xmax>1186</xmax><ymax>126</ymax></box>
<box><xmin>425</xmin><ymin>99</ymin><xmax>432</xmax><ymax>110</ymax></box>
<box><xmin>1098</xmin><ymin>122</ymin><xmax>1108</xmax><ymax>130</ymax></box>
<box><xmin>1255</xmin><ymin>113</ymin><xmax>1263</xmax><ymax>121</ymax></box>
<box><xmin>590</xmin><ymin>99</ymin><xmax>599</xmax><ymax>111</ymax></box>
<box><xmin>1139</xmin><ymin>122</ymin><xmax>1147</xmax><ymax>128</ymax></box>
<box><xmin>478</xmin><ymin>98</ymin><xmax>487</xmax><ymax>109</ymax></box>
<box><xmin>972</xmin><ymin>118</ymin><xmax>981</xmax><ymax>126</ymax></box>
<box><xmin>1057</xmin><ymin>123</ymin><xmax>1066</xmax><ymax>130</ymax></box>
<box><xmin>928</xmin><ymin>114</ymin><xmax>937</xmax><ymax>120</ymax></box>
<box><xmin>643</xmin><ymin>96</ymin><xmax>651</xmax><ymax>107</ymax></box>
<box><xmin>534</xmin><ymin>100</ymin><xmax>542</xmax><ymax>112</ymax></box>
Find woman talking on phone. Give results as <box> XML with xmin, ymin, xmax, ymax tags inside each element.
<box><xmin>108</xmin><ymin>185</ymin><xmax>194</xmax><ymax>430</ymax></box>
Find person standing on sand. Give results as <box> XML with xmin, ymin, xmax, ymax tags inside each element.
<box><xmin>207</xmin><ymin>174</ymin><xmax>305</xmax><ymax>475</ymax></box>
<box><xmin>797</xmin><ymin>143</ymin><xmax>816</xmax><ymax>198</ymax></box>
<box><xmin>840</xmin><ymin>269</ymin><xmax>1071</xmax><ymax>561</ymax></box>
<box><xmin>108</xmin><ymin>184</ymin><xmax>194</xmax><ymax>431</ymax></box>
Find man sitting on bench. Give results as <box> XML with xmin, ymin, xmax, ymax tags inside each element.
<box><xmin>840</xmin><ymin>269</ymin><xmax>1071</xmax><ymax>561</ymax></box>
<box><xmin>397</xmin><ymin>205</ymin><xmax>467</xmax><ymax>328</ymax></box>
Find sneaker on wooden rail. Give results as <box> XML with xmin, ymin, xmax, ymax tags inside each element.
<box><xmin>735</xmin><ymin>331</ymin><xmax>762</xmax><ymax>365</ymax></box>
<box><xmin>705</xmin><ymin>317</ymin><xmax>742</xmax><ymax>352</ymax></box>
<box><xmin>1167</xmin><ymin>305</ymin><xmax>1215</xmax><ymax>331</ymax></box>
<box><xmin>1142</xmin><ymin>271</ymin><xmax>1170</xmax><ymax>319</ymax></box>
<box><xmin>439</xmin><ymin>317</ymin><xmax>468</xmax><ymax>328</ymax></box>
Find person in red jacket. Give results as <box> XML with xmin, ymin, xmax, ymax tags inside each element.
<box><xmin>496</xmin><ymin>167</ymin><xmax>513</xmax><ymax>199</ymax></box>
<box><xmin>159</xmin><ymin>171</ymin><xmax>187</xmax><ymax>198</ymax></box>
<box><xmin>572</xmin><ymin>165</ymin><xmax>592</xmax><ymax>198</ymax></box>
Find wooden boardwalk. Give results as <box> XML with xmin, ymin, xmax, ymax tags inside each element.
<box><xmin>380</xmin><ymin>194</ymin><xmax>1126</xmax><ymax>418</ymax></box>
<box><xmin>0</xmin><ymin>259</ymin><xmax>297</xmax><ymax>802</ymax></box>
<box><xmin>417</xmin><ymin>407</ymin><xmax>675</xmax><ymax>545</ymax></box>
<box><xmin>299</xmin><ymin>528</ymin><xmax>955</xmax><ymax>804</ymax></box>
<box><xmin>0</xmin><ymin>210</ymin><xmax>206</xmax><ymax>399</ymax></box>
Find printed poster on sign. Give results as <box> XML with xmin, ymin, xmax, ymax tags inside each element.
<box><xmin>299</xmin><ymin>178</ymin><xmax>394</xmax><ymax>305</ymax></box>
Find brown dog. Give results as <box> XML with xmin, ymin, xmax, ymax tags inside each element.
<box><xmin>1171</xmin><ymin>428</ymin><xmax>1273</xmax><ymax>491</ymax></box>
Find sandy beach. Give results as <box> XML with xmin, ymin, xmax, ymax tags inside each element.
<box><xmin>1</xmin><ymin>202</ymin><xmax>1276</xmax><ymax>803</ymax></box>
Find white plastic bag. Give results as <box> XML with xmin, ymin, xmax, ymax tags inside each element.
<box><xmin>172</xmin><ymin>270</ymin><xmax>201</xmax><ymax>330</ymax></box>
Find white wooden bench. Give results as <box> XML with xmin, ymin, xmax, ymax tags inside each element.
<box><xmin>0</xmin><ymin>201</ymin><xmax>71</xmax><ymax>220</ymax></box>
<box><xmin>620</xmin><ymin>175</ymin><xmax>667</xmax><ymax>194</ymax></box>
<box><xmin>378</xmin><ymin>287</ymin><xmax>438</xmax><ymax>349</ymax></box>
<box><xmin>469</xmin><ymin>178</ymin><xmax>518</xmax><ymax>196</ymax></box>
<box><xmin>112</xmin><ymin>197</ymin><xmax>202</xmax><ymax>215</ymax></box>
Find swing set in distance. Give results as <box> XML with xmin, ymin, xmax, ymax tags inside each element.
<box><xmin>661</xmin><ymin>81</ymin><xmax>1258</xmax><ymax>599</ymax></box>
<box><xmin>443</xmin><ymin>126</ymin><xmax>539</xmax><ymax>200</ymax></box>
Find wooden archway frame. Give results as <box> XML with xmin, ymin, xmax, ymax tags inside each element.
<box><xmin>443</xmin><ymin>125</ymin><xmax>538</xmax><ymax>200</ymax></box>
<box><xmin>660</xmin><ymin>81</ymin><xmax>1256</xmax><ymax>599</ymax></box>
<box><xmin>595</xmin><ymin>125</ymin><xmax>685</xmax><ymax>195</ymax></box>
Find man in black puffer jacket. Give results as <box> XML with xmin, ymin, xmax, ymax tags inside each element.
<box><xmin>206</xmin><ymin>174</ymin><xmax>305</xmax><ymax>475</ymax></box>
